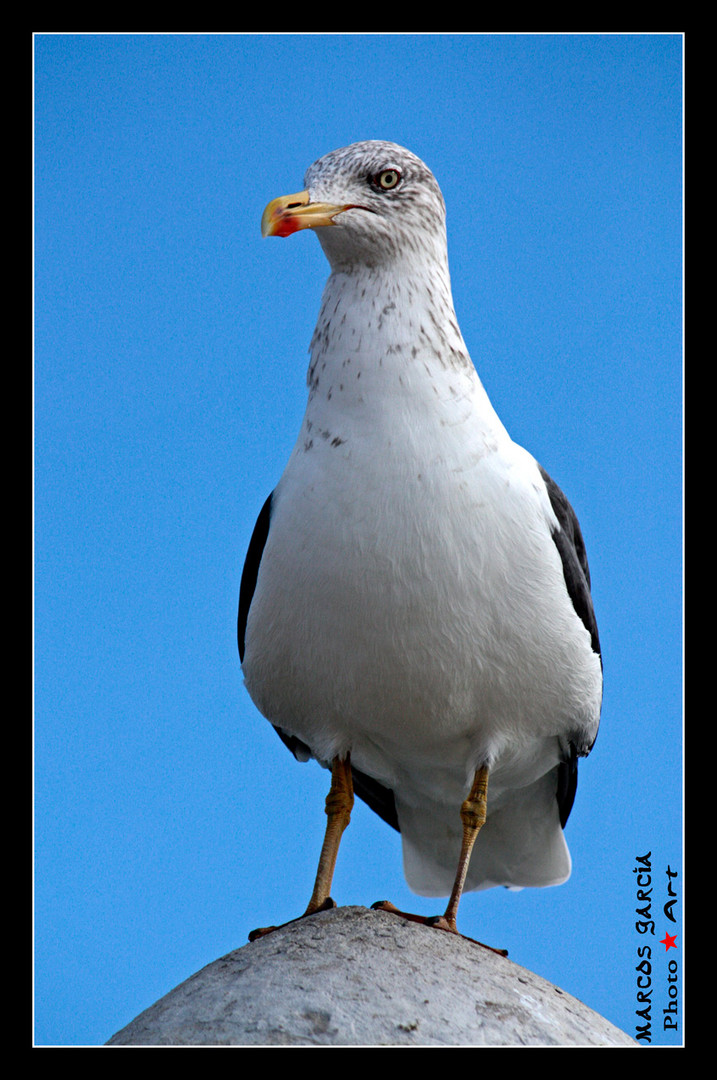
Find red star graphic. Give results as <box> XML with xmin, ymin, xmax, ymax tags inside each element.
<box><xmin>660</xmin><ymin>932</ymin><xmax>677</xmax><ymax>951</ymax></box>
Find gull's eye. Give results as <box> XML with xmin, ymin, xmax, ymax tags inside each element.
<box><xmin>372</xmin><ymin>168</ymin><xmax>402</xmax><ymax>191</ymax></box>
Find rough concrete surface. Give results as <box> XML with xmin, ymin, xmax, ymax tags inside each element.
<box><xmin>106</xmin><ymin>905</ymin><xmax>636</xmax><ymax>1047</ymax></box>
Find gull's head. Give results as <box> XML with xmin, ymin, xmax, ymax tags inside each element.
<box><xmin>261</xmin><ymin>141</ymin><xmax>448</xmax><ymax>271</ymax></box>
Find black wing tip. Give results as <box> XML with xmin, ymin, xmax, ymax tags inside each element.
<box><xmin>273</xmin><ymin>727</ymin><xmax>401</xmax><ymax>833</ymax></box>
<box><xmin>556</xmin><ymin>745</ymin><xmax>579</xmax><ymax>829</ymax></box>
<box><xmin>351</xmin><ymin>765</ymin><xmax>400</xmax><ymax>832</ymax></box>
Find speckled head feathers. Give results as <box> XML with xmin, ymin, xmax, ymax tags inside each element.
<box><xmin>302</xmin><ymin>141</ymin><xmax>448</xmax><ymax>271</ymax></box>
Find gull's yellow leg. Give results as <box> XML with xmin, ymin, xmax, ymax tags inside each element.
<box><xmin>249</xmin><ymin>754</ymin><xmax>354</xmax><ymax>941</ymax></box>
<box><xmin>303</xmin><ymin>754</ymin><xmax>354</xmax><ymax>915</ymax></box>
<box><xmin>432</xmin><ymin>764</ymin><xmax>489</xmax><ymax>933</ymax></box>
<box><xmin>371</xmin><ymin>764</ymin><xmax>505</xmax><ymax>953</ymax></box>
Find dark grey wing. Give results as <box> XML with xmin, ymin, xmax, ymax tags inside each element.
<box><xmin>239</xmin><ymin>492</ymin><xmax>400</xmax><ymax>832</ymax></box>
<box><xmin>538</xmin><ymin>464</ymin><xmax>602</xmax><ymax>828</ymax></box>
<box><xmin>237</xmin><ymin>492</ymin><xmax>273</xmax><ymax>663</ymax></box>
<box><xmin>539</xmin><ymin>464</ymin><xmax>601</xmax><ymax>662</ymax></box>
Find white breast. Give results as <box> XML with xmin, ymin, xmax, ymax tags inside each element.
<box><xmin>243</xmin><ymin>355</ymin><xmax>601</xmax><ymax>806</ymax></box>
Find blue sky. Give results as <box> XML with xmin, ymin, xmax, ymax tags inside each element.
<box><xmin>34</xmin><ymin>33</ymin><xmax>683</xmax><ymax>1047</ymax></box>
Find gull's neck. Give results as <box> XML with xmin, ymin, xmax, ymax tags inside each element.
<box><xmin>308</xmin><ymin>258</ymin><xmax>470</xmax><ymax>388</ymax></box>
<box><xmin>301</xmin><ymin>258</ymin><xmax>509</xmax><ymax>450</ymax></box>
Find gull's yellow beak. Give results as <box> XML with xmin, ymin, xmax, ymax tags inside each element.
<box><xmin>261</xmin><ymin>190</ymin><xmax>356</xmax><ymax>238</ymax></box>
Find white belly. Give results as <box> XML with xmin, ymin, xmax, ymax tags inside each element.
<box><xmin>243</xmin><ymin>428</ymin><xmax>601</xmax><ymax>808</ymax></box>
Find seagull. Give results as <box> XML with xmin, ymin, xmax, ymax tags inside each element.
<box><xmin>238</xmin><ymin>141</ymin><xmax>602</xmax><ymax>944</ymax></box>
